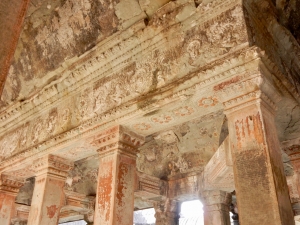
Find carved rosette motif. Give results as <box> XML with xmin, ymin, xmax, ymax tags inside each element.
<box><xmin>90</xmin><ymin>125</ymin><xmax>144</xmax><ymax>157</ymax></box>
<box><xmin>31</xmin><ymin>154</ymin><xmax>74</xmax><ymax>179</ymax></box>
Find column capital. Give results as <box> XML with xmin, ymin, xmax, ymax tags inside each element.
<box><xmin>0</xmin><ymin>174</ymin><xmax>24</xmax><ymax>195</ymax></box>
<box><xmin>90</xmin><ymin>125</ymin><xmax>144</xmax><ymax>157</ymax></box>
<box><xmin>153</xmin><ymin>198</ymin><xmax>179</xmax><ymax>225</ymax></box>
<box><xmin>214</xmin><ymin>60</ymin><xmax>281</xmax><ymax>115</ymax></box>
<box><xmin>283</xmin><ymin>142</ymin><xmax>300</xmax><ymax>171</ymax></box>
<box><xmin>30</xmin><ymin>154</ymin><xmax>73</xmax><ymax>179</ymax></box>
<box><xmin>201</xmin><ymin>190</ymin><xmax>232</xmax><ymax>206</ymax></box>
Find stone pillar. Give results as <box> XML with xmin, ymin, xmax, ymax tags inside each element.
<box><xmin>216</xmin><ymin>61</ymin><xmax>294</xmax><ymax>224</ymax></box>
<box><xmin>27</xmin><ymin>154</ymin><xmax>73</xmax><ymax>225</ymax></box>
<box><xmin>92</xmin><ymin>126</ymin><xmax>144</xmax><ymax>225</ymax></box>
<box><xmin>201</xmin><ymin>190</ymin><xmax>231</xmax><ymax>225</ymax></box>
<box><xmin>0</xmin><ymin>174</ymin><xmax>24</xmax><ymax>225</ymax></box>
<box><xmin>230</xmin><ymin>203</ymin><xmax>239</xmax><ymax>225</ymax></box>
<box><xmin>154</xmin><ymin>199</ymin><xmax>179</xmax><ymax>225</ymax></box>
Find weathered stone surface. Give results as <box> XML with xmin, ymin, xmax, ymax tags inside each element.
<box><xmin>201</xmin><ymin>190</ymin><xmax>231</xmax><ymax>225</ymax></box>
<box><xmin>0</xmin><ymin>0</ymin><xmax>300</xmax><ymax>224</ymax></box>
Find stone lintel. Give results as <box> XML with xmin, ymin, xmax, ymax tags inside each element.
<box><xmin>58</xmin><ymin>210</ymin><xmax>85</xmax><ymax>224</ymax></box>
<box><xmin>64</xmin><ymin>190</ymin><xmax>95</xmax><ymax>212</ymax></box>
<box><xmin>286</xmin><ymin>174</ymin><xmax>300</xmax><ymax>204</ymax></box>
<box><xmin>168</xmin><ymin>174</ymin><xmax>200</xmax><ymax>200</ymax></box>
<box><xmin>282</xmin><ymin>138</ymin><xmax>300</xmax><ymax>168</ymax></box>
<box><xmin>91</xmin><ymin>125</ymin><xmax>144</xmax><ymax>157</ymax></box>
<box><xmin>0</xmin><ymin>174</ymin><xmax>24</xmax><ymax>195</ymax></box>
<box><xmin>30</xmin><ymin>154</ymin><xmax>73</xmax><ymax>179</ymax></box>
<box><xmin>204</xmin><ymin>137</ymin><xmax>235</xmax><ymax>192</ymax></box>
<box><xmin>201</xmin><ymin>190</ymin><xmax>232</xmax><ymax>207</ymax></box>
<box><xmin>11</xmin><ymin>204</ymin><xmax>30</xmax><ymax>223</ymax></box>
<box><xmin>135</xmin><ymin>172</ymin><xmax>166</xmax><ymax>200</ymax></box>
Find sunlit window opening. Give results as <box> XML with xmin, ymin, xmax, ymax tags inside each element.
<box><xmin>179</xmin><ymin>200</ymin><xmax>204</xmax><ymax>225</ymax></box>
<box><xmin>133</xmin><ymin>208</ymin><xmax>156</xmax><ymax>225</ymax></box>
<box><xmin>59</xmin><ymin>220</ymin><xmax>86</xmax><ymax>225</ymax></box>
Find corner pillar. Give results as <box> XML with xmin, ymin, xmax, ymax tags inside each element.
<box><xmin>154</xmin><ymin>199</ymin><xmax>179</xmax><ymax>225</ymax></box>
<box><xmin>216</xmin><ymin>61</ymin><xmax>294</xmax><ymax>224</ymax></box>
<box><xmin>0</xmin><ymin>174</ymin><xmax>24</xmax><ymax>225</ymax></box>
<box><xmin>27</xmin><ymin>154</ymin><xmax>73</xmax><ymax>225</ymax></box>
<box><xmin>92</xmin><ymin>125</ymin><xmax>144</xmax><ymax>225</ymax></box>
<box><xmin>201</xmin><ymin>190</ymin><xmax>231</xmax><ymax>225</ymax></box>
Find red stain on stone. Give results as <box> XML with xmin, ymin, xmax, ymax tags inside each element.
<box><xmin>253</xmin><ymin>113</ymin><xmax>265</xmax><ymax>145</ymax></box>
<box><xmin>117</xmin><ymin>162</ymin><xmax>129</xmax><ymax>207</ymax></box>
<box><xmin>234</xmin><ymin>112</ymin><xmax>266</xmax><ymax>150</ymax></box>
<box><xmin>47</xmin><ymin>205</ymin><xmax>58</xmax><ymax>218</ymax></box>
<box><xmin>98</xmin><ymin>160</ymin><xmax>113</xmax><ymax>222</ymax></box>
<box><xmin>213</xmin><ymin>76</ymin><xmax>240</xmax><ymax>91</ymax></box>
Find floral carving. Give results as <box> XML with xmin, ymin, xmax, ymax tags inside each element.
<box><xmin>151</xmin><ymin>115</ymin><xmax>173</xmax><ymax>124</ymax></box>
<box><xmin>198</xmin><ymin>97</ymin><xmax>218</xmax><ymax>107</ymax></box>
<box><xmin>77</xmin><ymin>88</ymin><xmax>93</xmax><ymax>120</ymax></box>
<box><xmin>133</xmin><ymin>123</ymin><xmax>152</xmax><ymax>131</ymax></box>
<box><xmin>173</xmin><ymin>106</ymin><xmax>194</xmax><ymax>116</ymax></box>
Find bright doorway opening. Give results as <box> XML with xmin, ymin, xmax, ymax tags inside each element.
<box><xmin>179</xmin><ymin>200</ymin><xmax>204</xmax><ymax>225</ymax></box>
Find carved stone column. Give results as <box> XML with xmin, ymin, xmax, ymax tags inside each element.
<box><xmin>201</xmin><ymin>190</ymin><xmax>231</xmax><ymax>225</ymax></box>
<box><xmin>0</xmin><ymin>174</ymin><xmax>24</xmax><ymax>225</ymax></box>
<box><xmin>153</xmin><ymin>199</ymin><xmax>179</xmax><ymax>225</ymax></box>
<box><xmin>27</xmin><ymin>154</ymin><xmax>73</xmax><ymax>225</ymax></box>
<box><xmin>216</xmin><ymin>59</ymin><xmax>294</xmax><ymax>224</ymax></box>
<box><xmin>92</xmin><ymin>125</ymin><xmax>144</xmax><ymax>225</ymax></box>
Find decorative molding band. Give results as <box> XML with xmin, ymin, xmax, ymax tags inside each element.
<box><xmin>92</xmin><ymin>125</ymin><xmax>144</xmax><ymax>156</ymax></box>
<box><xmin>135</xmin><ymin>172</ymin><xmax>165</xmax><ymax>198</ymax></box>
<box><xmin>0</xmin><ymin>0</ymin><xmax>243</xmax><ymax>131</ymax></box>
<box><xmin>0</xmin><ymin>46</ymin><xmax>293</xmax><ymax>174</ymax></box>
<box><xmin>30</xmin><ymin>154</ymin><xmax>73</xmax><ymax>178</ymax></box>
<box><xmin>0</xmin><ymin>174</ymin><xmax>24</xmax><ymax>194</ymax></box>
<box><xmin>0</xmin><ymin>46</ymin><xmax>258</xmax><ymax>170</ymax></box>
<box><xmin>283</xmin><ymin>145</ymin><xmax>300</xmax><ymax>161</ymax></box>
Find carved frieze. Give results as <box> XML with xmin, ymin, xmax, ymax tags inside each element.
<box><xmin>31</xmin><ymin>154</ymin><xmax>73</xmax><ymax>178</ymax></box>
<box><xmin>0</xmin><ymin>174</ymin><xmax>24</xmax><ymax>195</ymax></box>
<box><xmin>90</xmin><ymin>125</ymin><xmax>144</xmax><ymax>156</ymax></box>
<box><xmin>0</xmin><ymin>0</ymin><xmax>296</xmax><ymax>178</ymax></box>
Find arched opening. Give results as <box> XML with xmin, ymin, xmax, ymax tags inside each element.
<box><xmin>179</xmin><ymin>200</ymin><xmax>204</xmax><ymax>225</ymax></box>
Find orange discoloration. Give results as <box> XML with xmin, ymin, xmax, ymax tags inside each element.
<box><xmin>213</xmin><ymin>76</ymin><xmax>240</xmax><ymax>91</ymax></box>
<box><xmin>46</xmin><ymin>205</ymin><xmax>58</xmax><ymax>218</ymax></box>
<box><xmin>98</xmin><ymin>160</ymin><xmax>113</xmax><ymax>222</ymax></box>
<box><xmin>234</xmin><ymin>112</ymin><xmax>266</xmax><ymax>150</ymax></box>
<box><xmin>117</xmin><ymin>162</ymin><xmax>129</xmax><ymax>207</ymax></box>
<box><xmin>253</xmin><ymin>113</ymin><xmax>265</xmax><ymax>145</ymax></box>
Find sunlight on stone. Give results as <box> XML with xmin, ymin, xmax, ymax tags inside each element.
<box><xmin>59</xmin><ymin>220</ymin><xmax>86</xmax><ymax>225</ymax></box>
<box><xmin>133</xmin><ymin>208</ymin><xmax>156</xmax><ymax>225</ymax></box>
<box><xmin>179</xmin><ymin>200</ymin><xmax>204</xmax><ymax>225</ymax></box>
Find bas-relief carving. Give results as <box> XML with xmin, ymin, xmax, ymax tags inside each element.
<box><xmin>137</xmin><ymin>112</ymin><xmax>224</xmax><ymax>178</ymax></box>
<box><xmin>65</xmin><ymin>158</ymin><xmax>99</xmax><ymax>196</ymax></box>
<box><xmin>185</xmin><ymin>6</ymin><xmax>247</xmax><ymax>66</ymax></box>
<box><xmin>0</xmin><ymin>2</ymin><xmax>250</xmax><ymax>162</ymax></box>
<box><xmin>1</xmin><ymin>0</ymin><xmax>120</xmax><ymax>106</ymax></box>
